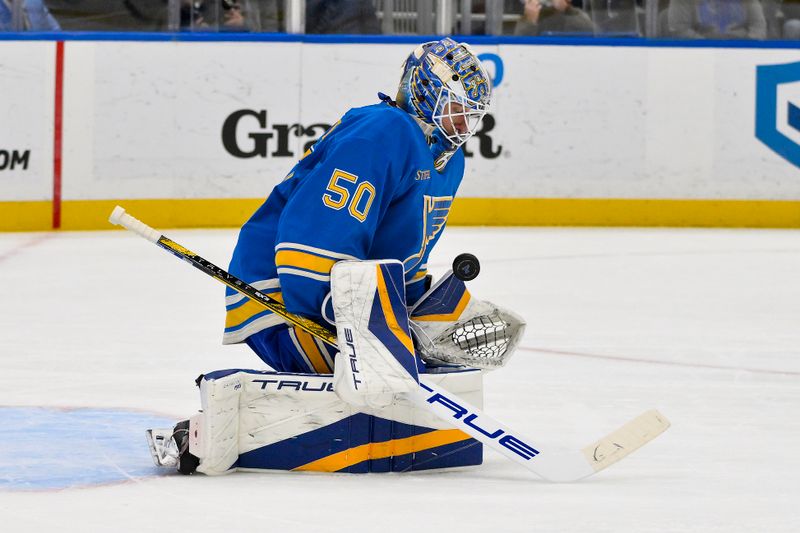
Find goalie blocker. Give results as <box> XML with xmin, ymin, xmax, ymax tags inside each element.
<box><xmin>330</xmin><ymin>260</ymin><xmax>420</xmax><ymax>409</ymax></box>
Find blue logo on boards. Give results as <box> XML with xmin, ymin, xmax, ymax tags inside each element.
<box><xmin>755</xmin><ymin>61</ymin><xmax>800</xmax><ymax>168</ymax></box>
<box><xmin>477</xmin><ymin>53</ymin><xmax>504</xmax><ymax>88</ymax></box>
<box><xmin>0</xmin><ymin>407</ymin><xmax>176</xmax><ymax>490</ymax></box>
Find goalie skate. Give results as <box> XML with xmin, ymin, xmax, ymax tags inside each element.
<box><xmin>147</xmin><ymin>420</ymin><xmax>200</xmax><ymax>474</ymax></box>
<box><xmin>146</xmin><ymin>428</ymin><xmax>180</xmax><ymax>468</ymax></box>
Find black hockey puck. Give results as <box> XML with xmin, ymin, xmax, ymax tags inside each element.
<box><xmin>452</xmin><ymin>253</ymin><xmax>480</xmax><ymax>282</ymax></box>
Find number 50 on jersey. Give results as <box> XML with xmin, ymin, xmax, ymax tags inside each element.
<box><xmin>322</xmin><ymin>169</ymin><xmax>376</xmax><ymax>223</ymax></box>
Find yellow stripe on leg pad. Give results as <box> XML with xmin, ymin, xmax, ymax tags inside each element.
<box><xmin>293</xmin><ymin>429</ymin><xmax>472</xmax><ymax>472</ymax></box>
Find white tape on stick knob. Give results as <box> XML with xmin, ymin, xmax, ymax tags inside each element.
<box><xmin>108</xmin><ymin>206</ymin><xmax>161</xmax><ymax>243</ymax></box>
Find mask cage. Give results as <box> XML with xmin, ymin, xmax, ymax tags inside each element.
<box><xmin>431</xmin><ymin>87</ymin><xmax>488</xmax><ymax>147</ymax></box>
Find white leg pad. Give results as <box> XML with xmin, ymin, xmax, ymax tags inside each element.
<box><xmin>187</xmin><ymin>368</ymin><xmax>484</xmax><ymax>474</ymax></box>
<box><xmin>194</xmin><ymin>373</ymin><xmax>242</xmax><ymax>475</ymax></box>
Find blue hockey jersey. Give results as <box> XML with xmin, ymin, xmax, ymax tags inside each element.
<box><xmin>223</xmin><ymin>99</ymin><xmax>465</xmax><ymax>345</ymax></box>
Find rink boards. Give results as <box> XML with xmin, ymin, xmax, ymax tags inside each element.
<box><xmin>2</xmin><ymin>37</ymin><xmax>800</xmax><ymax>230</ymax></box>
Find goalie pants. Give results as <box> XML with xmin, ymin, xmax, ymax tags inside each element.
<box><xmin>246</xmin><ymin>325</ymin><xmax>336</xmax><ymax>374</ymax></box>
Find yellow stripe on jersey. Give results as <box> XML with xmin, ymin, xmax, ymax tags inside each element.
<box><xmin>275</xmin><ymin>250</ymin><xmax>337</xmax><ymax>275</ymax></box>
<box><xmin>412</xmin><ymin>290</ymin><xmax>471</xmax><ymax>322</ymax></box>
<box><xmin>294</xmin><ymin>328</ymin><xmax>333</xmax><ymax>373</ymax></box>
<box><xmin>407</xmin><ymin>270</ymin><xmax>427</xmax><ymax>283</ymax></box>
<box><xmin>375</xmin><ymin>265</ymin><xmax>415</xmax><ymax>356</ymax></box>
<box><xmin>225</xmin><ymin>292</ymin><xmax>283</xmax><ymax>330</ymax></box>
<box><xmin>293</xmin><ymin>429</ymin><xmax>472</xmax><ymax>472</ymax></box>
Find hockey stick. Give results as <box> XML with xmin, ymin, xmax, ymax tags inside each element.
<box><xmin>109</xmin><ymin>205</ymin><xmax>669</xmax><ymax>482</ymax></box>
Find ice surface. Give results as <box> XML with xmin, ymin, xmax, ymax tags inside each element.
<box><xmin>1</xmin><ymin>226</ymin><xmax>798</xmax><ymax>532</ymax></box>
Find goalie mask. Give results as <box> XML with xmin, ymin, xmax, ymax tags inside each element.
<box><xmin>397</xmin><ymin>38</ymin><xmax>492</xmax><ymax>169</ymax></box>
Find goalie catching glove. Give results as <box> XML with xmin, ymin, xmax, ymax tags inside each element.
<box><xmin>409</xmin><ymin>269</ymin><xmax>526</xmax><ymax>370</ymax></box>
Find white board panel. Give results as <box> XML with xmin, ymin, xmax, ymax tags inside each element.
<box><xmin>0</xmin><ymin>42</ymin><xmax>54</xmax><ymax>201</ymax></box>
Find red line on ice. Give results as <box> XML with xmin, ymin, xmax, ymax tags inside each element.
<box><xmin>0</xmin><ymin>234</ymin><xmax>54</xmax><ymax>264</ymax></box>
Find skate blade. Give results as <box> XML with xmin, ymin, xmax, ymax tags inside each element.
<box><xmin>146</xmin><ymin>428</ymin><xmax>179</xmax><ymax>468</ymax></box>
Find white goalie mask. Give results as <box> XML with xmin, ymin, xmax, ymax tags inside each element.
<box><xmin>397</xmin><ymin>37</ymin><xmax>493</xmax><ymax>165</ymax></box>
<box><xmin>431</xmin><ymin>79</ymin><xmax>490</xmax><ymax>148</ymax></box>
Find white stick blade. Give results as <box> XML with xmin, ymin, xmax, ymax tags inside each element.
<box><xmin>581</xmin><ymin>409</ymin><xmax>670</xmax><ymax>474</ymax></box>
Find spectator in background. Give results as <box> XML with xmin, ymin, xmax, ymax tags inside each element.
<box><xmin>38</xmin><ymin>1</ymin><xmax>280</xmax><ymax>32</ymax></box>
<box><xmin>1</xmin><ymin>0</ymin><xmax>60</xmax><ymax>30</ymax></box>
<box><xmin>514</xmin><ymin>0</ymin><xmax>595</xmax><ymax>35</ymax></box>
<box><xmin>225</xmin><ymin>0</ymin><xmax>282</xmax><ymax>32</ymax></box>
<box><xmin>242</xmin><ymin>0</ymin><xmax>282</xmax><ymax>32</ymax></box>
<box><xmin>590</xmin><ymin>0</ymin><xmax>641</xmax><ymax>35</ymax></box>
<box><xmin>42</xmin><ymin>0</ymin><xmax>166</xmax><ymax>30</ymax></box>
<box><xmin>778</xmin><ymin>0</ymin><xmax>800</xmax><ymax>38</ymax></box>
<box><xmin>182</xmin><ymin>0</ymin><xmax>282</xmax><ymax>32</ymax></box>
<box><xmin>305</xmin><ymin>0</ymin><xmax>379</xmax><ymax>34</ymax></box>
<box><xmin>667</xmin><ymin>0</ymin><xmax>766</xmax><ymax>39</ymax></box>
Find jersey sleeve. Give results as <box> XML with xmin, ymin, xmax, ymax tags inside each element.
<box><xmin>274</xmin><ymin>135</ymin><xmax>402</xmax><ymax>320</ymax></box>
